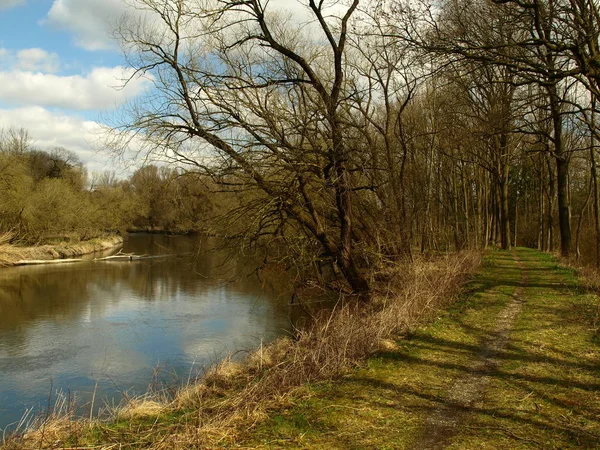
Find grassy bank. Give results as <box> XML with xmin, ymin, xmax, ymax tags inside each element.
<box><xmin>0</xmin><ymin>233</ymin><xmax>123</xmax><ymax>267</ymax></box>
<box><xmin>1</xmin><ymin>251</ymin><xmax>481</xmax><ymax>449</ymax></box>
<box><xmin>235</xmin><ymin>249</ymin><xmax>600</xmax><ymax>449</ymax></box>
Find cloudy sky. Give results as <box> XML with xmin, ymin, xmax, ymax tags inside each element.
<box><xmin>0</xmin><ymin>0</ymin><xmax>344</xmax><ymax>175</ymax></box>
<box><xmin>0</xmin><ymin>0</ymin><xmax>150</xmax><ymax>174</ymax></box>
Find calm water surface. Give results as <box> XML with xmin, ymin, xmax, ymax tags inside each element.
<box><xmin>0</xmin><ymin>234</ymin><xmax>292</xmax><ymax>430</ymax></box>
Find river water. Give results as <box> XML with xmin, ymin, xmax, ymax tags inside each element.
<box><xmin>0</xmin><ymin>234</ymin><xmax>293</xmax><ymax>431</ymax></box>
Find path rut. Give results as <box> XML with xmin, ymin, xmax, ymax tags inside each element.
<box><xmin>411</xmin><ymin>253</ymin><xmax>526</xmax><ymax>449</ymax></box>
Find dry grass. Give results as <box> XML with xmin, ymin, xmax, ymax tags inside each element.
<box><xmin>2</xmin><ymin>250</ymin><xmax>482</xmax><ymax>449</ymax></box>
<box><xmin>556</xmin><ymin>259</ymin><xmax>600</xmax><ymax>340</ymax></box>
<box><xmin>2</xmin><ymin>391</ymin><xmax>88</xmax><ymax>450</ymax></box>
<box><xmin>573</xmin><ymin>263</ymin><xmax>600</xmax><ymax>291</ymax></box>
<box><xmin>0</xmin><ymin>232</ymin><xmax>22</xmax><ymax>267</ymax></box>
<box><xmin>0</xmin><ymin>235</ymin><xmax>123</xmax><ymax>267</ymax></box>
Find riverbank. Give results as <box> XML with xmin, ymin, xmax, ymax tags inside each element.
<box><xmin>126</xmin><ymin>226</ymin><xmax>201</xmax><ymax>235</ymax></box>
<box><xmin>236</xmin><ymin>249</ymin><xmax>600</xmax><ymax>448</ymax></box>
<box><xmin>0</xmin><ymin>235</ymin><xmax>123</xmax><ymax>267</ymax></box>
<box><xmin>1</xmin><ymin>250</ymin><xmax>481</xmax><ymax>449</ymax></box>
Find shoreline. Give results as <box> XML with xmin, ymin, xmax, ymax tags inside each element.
<box><xmin>0</xmin><ymin>235</ymin><xmax>124</xmax><ymax>267</ymax></box>
<box><xmin>0</xmin><ymin>251</ymin><xmax>482</xmax><ymax>449</ymax></box>
<box><xmin>126</xmin><ymin>227</ymin><xmax>200</xmax><ymax>235</ymax></box>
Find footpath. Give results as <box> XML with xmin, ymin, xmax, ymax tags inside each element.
<box><xmin>238</xmin><ymin>248</ymin><xmax>600</xmax><ymax>449</ymax></box>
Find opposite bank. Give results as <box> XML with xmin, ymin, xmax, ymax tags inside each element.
<box><xmin>0</xmin><ymin>235</ymin><xmax>123</xmax><ymax>267</ymax></box>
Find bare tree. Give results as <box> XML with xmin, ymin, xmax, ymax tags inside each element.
<box><xmin>109</xmin><ymin>0</ymin><xmax>376</xmax><ymax>298</ymax></box>
<box><xmin>388</xmin><ymin>0</ymin><xmax>584</xmax><ymax>256</ymax></box>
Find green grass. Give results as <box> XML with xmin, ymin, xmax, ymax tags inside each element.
<box><xmin>448</xmin><ymin>249</ymin><xmax>600</xmax><ymax>449</ymax></box>
<box><xmin>236</xmin><ymin>249</ymin><xmax>600</xmax><ymax>449</ymax></box>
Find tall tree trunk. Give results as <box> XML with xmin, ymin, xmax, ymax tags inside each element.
<box><xmin>499</xmin><ymin>168</ymin><xmax>511</xmax><ymax>250</ymax></box>
<box><xmin>483</xmin><ymin>179</ymin><xmax>490</xmax><ymax>249</ymax></box>
<box><xmin>462</xmin><ymin>167</ymin><xmax>470</xmax><ymax>247</ymax></box>
<box><xmin>575</xmin><ymin>178</ymin><xmax>592</xmax><ymax>260</ymax></box>
<box><xmin>514</xmin><ymin>195</ymin><xmax>518</xmax><ymax>248</ymax></box>
<box><xmin>538</xmin><ymin>170</ymin><xmax>545</xmax><ymax>250</ymax></box>
<box><xmin>334</xmin><ymin>160</ymin><xmax>369</xmax><ymax>298</ymax></box>
<box><xmin>591</xmin><ymin>97</ymin><xmax>600</xmax><ymax>267</ymax></box>
<box><xmin>490</xmin><ymin>183</ymin><xmax>498</xmax><ymax>246</ymax></box>
<box><xmin>546</xmin><ymin>154</ymin><xmax>556</xmax><ymax>252</ymax></box>
<box><xmin>549</xmin><ymin>85</ymin><xmax>571</xmax><ymax>257</ymax></box>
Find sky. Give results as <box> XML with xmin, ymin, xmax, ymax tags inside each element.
<box><xmin>0</xmin><ymin>0</ymin><xmax>150</xmax><ymax>175</ymax></box>
<box><xmin>0</xmin><ymin>0</ymin><xmax>345</xmax><ymax>176</ymax></box>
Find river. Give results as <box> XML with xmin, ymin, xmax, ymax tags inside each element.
<box><xmin>0</xmin><ymin>234</ymin><xmax>293</xmax><ymax>431</ymax></box>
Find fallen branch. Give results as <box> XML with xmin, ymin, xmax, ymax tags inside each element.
<box><xmin>14</xmin><ymin>259</ymin><xmax>83</xmax><ymax>266</ymax></box>
<box><xmin>94</xmin><ymin>253</ymin><xmax>173</xmax><ymax>262</ymax></box>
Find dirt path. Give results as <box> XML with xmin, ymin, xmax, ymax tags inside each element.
<box><xmin>411</xmin><ymin>253</ymin><xmax>527</xmax><ymax>449</ymax></box>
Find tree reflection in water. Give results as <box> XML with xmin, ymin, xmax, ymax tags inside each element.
<box><xmin>0</xmin><ymin>234</ymin><xmax>292</xmax><ymax>431</ymax></box>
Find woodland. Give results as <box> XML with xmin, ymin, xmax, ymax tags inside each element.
<box><xmin>2</xmin><ymin>0</ymin><xmax>600</xmax><ymax>299</ymax></box>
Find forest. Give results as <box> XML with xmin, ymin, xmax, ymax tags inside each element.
<box><xmin>2</xmin><ymin>0</ymin><xmax>600</xmax><ymax>297</ymax></box>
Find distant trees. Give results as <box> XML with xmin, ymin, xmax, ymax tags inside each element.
<box><xmin>0</xmin><ymin>129</ymin><xmax>132</xmax><ymax>242</ymax></box>
<box><xmin>129</xmin><ymin>165</ymin><xmax>213</xmax><ymax>232</ymax></box>
<box><xmin>393</xmin><ymin>0</ymin><xmax>600</xmax><ymax>257</ymax></box>
<box><xmin>0</xmin><ymin>125</ymin><xmax>217</xmax><ymax>244</ymax></box>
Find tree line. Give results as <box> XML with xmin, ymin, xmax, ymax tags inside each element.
<box><xmin>100</xmin><ymin>0</ymin><xmax>600</xmax><ymax>299</ymax></box>
<box><xmin>5</xmin><ymin>0</ymin><xmax>600</xmax><ymax>301</ymax></box>
<box><xmin>0</xmin><ymin>128</ymin><xmax>216</xmax><ymax>243</ymax></box>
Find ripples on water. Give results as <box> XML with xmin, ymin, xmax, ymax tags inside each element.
<box><xmin>0</xmin><ymin>234</ymin><xmax>293</xmax><ymax>431</ymax></box>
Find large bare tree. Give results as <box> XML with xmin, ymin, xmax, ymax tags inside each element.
<box><xmin>110</xmin><ymin>0</ymin><xmax>377</xmax><ymax>298</ymax></box>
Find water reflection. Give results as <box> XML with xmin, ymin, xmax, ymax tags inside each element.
<box><xmin>0</xmin><ymin>234</ymin><xmax>292</xmax><ymax>430</ymax></box>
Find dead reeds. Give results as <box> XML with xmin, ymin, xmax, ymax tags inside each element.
<box><xmin>0</xmin><ymin>232</ymin><xmax>20</xmax><ymax>267</ymax></box>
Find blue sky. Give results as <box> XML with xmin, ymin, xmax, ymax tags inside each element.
<box><xmin>0</xmin><ymin>0</ymin><xmax>148</xmax><ymax>174</ymax></box>
<box><xmin>0</xmin><ymin>1</ymin><xmax>122</xmax><ymax>83</ymax></box>
<box><xmin>0</xmin><ymin>0</ymin><xmax>337</xmax><ymax>175</ymax></box>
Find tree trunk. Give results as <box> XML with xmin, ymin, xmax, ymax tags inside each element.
<box><xmin>556</xmin><ymin>155</ymin><xmax>571</xmax><ymax>257</ymax></box>
<box><xmin>591</xmin><ymin>97</ymin><xmax>600</xmax><ymax>267</ymax></box>
<box><xmin>333</xmin><ymin>152</ymin><xmax>370</xmax><ymax>299</ymax></box>
<box><xmin>483</xmin><ymin>179</ymin><xmax>490</xmax><ymax>249</ymax></box>
<box><xmin>499</xmin><ymin>169</ymin><xmax>511</xmax><ymax>250</ymax></box>
<box><xmin>575</xmin><ymin>178</ymin><xmax>592</xmax><ymax>260</ymax></box>
<box><xmin>549</xmin><ymin>85</ymin><xmax>571</xmax><ymax>257</ymax></box>
<box><xmin>538</xmin><ymin>172</ymin><xmax>545</xmax><ymax>250</ymax></box>
<box><xmin>546</xmin><ymin>154</ymin><xmax>555</xmax><ymax>252</ymax></box>
<box><xmin>514</xmin><ymin>195</ymin><xmax>518</xmax><ymax>248</ymax></box>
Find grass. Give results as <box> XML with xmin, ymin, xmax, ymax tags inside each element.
<box><xmin>234</xmin><ymin>248</ymin><xmax>600</xmax><ymax>449</ymax></box>
<box><xmin>449</xmin><ymin>249</ymin><xmax>600</xmax><ymax>449</ymax></box>
<box><xmin>8</xmin><ymin>248</ymin><xmax>596</xmax><ymax>448</ymax></box>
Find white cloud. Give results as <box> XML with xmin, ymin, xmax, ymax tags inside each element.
<box><xmin>0</xmin><ymin>66</ymin><xmax>149</xmax><ymax>110</ymax></box>
<box><xmin>45</xmin><ymin>0</ymin><xmax>351</xmax><ymax>52</ymax></box>
<box><xmin>0</xmin><ymin>0</ymin><xmax>26</xmax><ymax>10</ymax></box>
<box><xmin>46</xmin><ymin>0</ymin><xmax>129</xmax><ymax>51</ymax></box>
<box><xmin>15</xmin><ymin>48</ymin><xmax>60</xmax><ymax>73</ymax></box>
<box><xmin>0</xmin><ymin>107</ymin><xmax>111</xmax><ymax>173</ymax></box>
